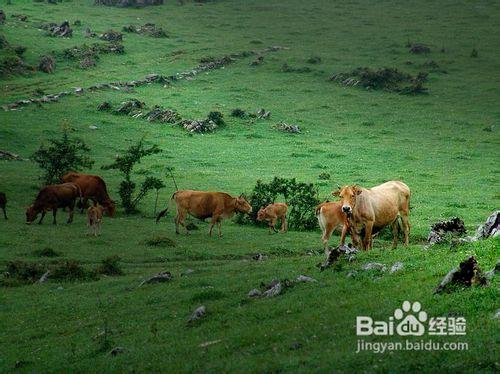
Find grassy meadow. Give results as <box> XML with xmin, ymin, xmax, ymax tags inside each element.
<box><xmin>0</xmin><ymin>0</ymin><xmax>499</xmax><ymax>372</ymax></box>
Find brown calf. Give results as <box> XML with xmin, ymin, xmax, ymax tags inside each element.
<box><xmin>26</xmin><ymin>183</ymin><xmax>81</xmax><ymax>224</ymax></box>
<box><xmin>257</xmin><ymin>203</ymin><xmax>288</xmax><ymax>234</ymax></box>
<box><xmin>62</xmin><ymin>172</ymin><xmax>115</xmax><ymax>217</ymax></box>
<box><xmin>316</xmin><ymin>201</ymin><xmax>352</xmax><ymax>253</ymax></box>
<box><xmin>0</xmin><ymin>192</ymin><xmax>7</xmax><ymax>220</ymax></box>
<box><xmin>156</xmin><ymin>190</ymin><xmax>252</xmax><ymax>238</ymax></box>
<box><xmin>87</xmin><ymin>202</ymin><xmax>104</xmax><ymax>236</ymax></box>
<box><xmin>333</xmin><ymin>181</ymin><xmax>411</xmax><ymax>250</ymax></box>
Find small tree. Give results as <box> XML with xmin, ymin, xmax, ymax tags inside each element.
<box><xmin>32</xmin><ymin>128</ymin><xmax>94</xmax><ymax>185</ymax></box>
<box><xmin>102</xmin><ymin>138</ymin><xmax>161</xmax><ymax>213</ymax></box>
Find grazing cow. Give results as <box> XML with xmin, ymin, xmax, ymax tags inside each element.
<box><xmin>315</xmin><ymin>201</ymin><xmax>353</xmax><ymax>253</ymax></box>
<box><xmin>333</xmin><ymin>181</ymin><xmax>411</xmax><ymax>250</ymax></box>
<box><xmin>87</xmin><ymin>202</ymin><xmax>104</xmax><ymax>236</ymax></box>
<box><xmin>257</xmin><ymin>203</ymin><xmax>288</xmax><ymax>234</ymax></box>
<box><xmin>156</xmin><ymin>190</ymin><xmax>252</xmax><ymax>238</ymax></box>
<box><xmin>62</xmin><ymin>172</ymin><xmax>115</xmax><ymax>217</ymax></box>
<box><xmin>26</xmin><ymin>183</ymin><xmax>81</xmax><ymax>224</ymax></box>
<box><xmin>0</xmin><ymin>192</ymin><xmax>7</xmax><ymax>220</ymax></box>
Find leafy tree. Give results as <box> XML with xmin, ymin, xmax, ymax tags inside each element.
<box><xmin>102</xmin><ymin>138</ymin><xmax>161</xmax><ymax>213</ymax></box>
<box><xmin>32</xmin><ymin>128</ymin><xmax>94</xmax><ymax>185</ymax></box>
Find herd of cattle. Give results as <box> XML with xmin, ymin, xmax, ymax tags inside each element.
<box><xmin>2</xmin><ymin>173</ymin><xmax>411</xmax><ymax>250</ymax></box>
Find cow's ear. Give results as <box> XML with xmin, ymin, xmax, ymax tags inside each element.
<box><xmin>332</xmin><ymin>190</ymin><xmax>340</xmax><ymax>197</ymax></box>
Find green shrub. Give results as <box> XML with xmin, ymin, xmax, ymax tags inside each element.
<box><xmin>51</xmin><ymin>260</ymin><xmax>98</xmax><ymax>281</ymax></box>
<box><xmin>97</xmin><ymin>256</ymin><xmax>123</xmax><ymax>276</ymax></box>
<box><xmin>32</xmin><ymin>247</ymin><xmax>60</xmax><ymax>257</ymax></box>
<box><xmin>145</xmin><ymin>236</ymin><xmax>176</xmax><ymax>247</ymax></box>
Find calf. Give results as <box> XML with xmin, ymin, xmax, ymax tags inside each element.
<box><xmin>257</xmin><ymin>203</ymin><xmax>288</xmax><ymax>234</ymax></box>
<box><xmin>316</xmin><ymin>201</ymin><xmax>352</xmax><ymax>253</ymax></box>
<box><xmin>26</xmin><ymin>183</ymin><xmax>80</xmax><ymax>224</ymax></box>
<box><xmin>0</xmin><ymin>192</ymin><xmax>7</xmax><ymax>220</ymax></box>
<box><xmin>62</xmin><ymin>172</ymin><xmax>115</xmax><ymax>217</ymax></box>
<box><xmin>333</xmin><ymin>181</ymin><xmax>411</xmax><ymax>250</ymax></box>
<box><xmin>87</xmin><ymin>202</ymin><xmax>104</xmax><ymax>236</ymax></box>
<box><xmin>156</xmin><ymin>190</ymin><xmax>252</xmax><ymax>238</ymax></box>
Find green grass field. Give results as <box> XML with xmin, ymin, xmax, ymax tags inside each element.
<box><xmin>0</xmin><ymin>0</ymin><xmax>499</xmax><ymax>372</ymax></box>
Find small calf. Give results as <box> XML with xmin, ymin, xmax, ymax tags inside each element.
<box><xmin>0</xmin><ymin>192</ymin><xmax>7</xmax><ymax>220</ymax></box>
<box><xmin>257</xmin><ymin>203</ymin><xmax>288</xmax><ymax>234</ymax></box>
<box><xmin>87</xmin><ymin>203</ymin><xmax>104</xmax><ymax>236</ymax></box>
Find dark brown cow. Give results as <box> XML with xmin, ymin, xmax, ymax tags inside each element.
<box><xmin>333</xmin><ymin>181</ymin><xmax>411</xmax><ymax>250</ymax></box>
<box><xmin>315</xmin><ymin>201</ymin><xmax>354</xmax><ymax>253</ymax></box>
<box><xmin>26</xmin><ymin>183</ymin><xmax>81</xmax><ymax>224</ymax></box>
<box><xmin>257</xmin><ymin>203</ymin><xmax>288</xmax><ymax>234</ymax></box>
<box><xmin>0</xmin><ymin>192</ymin><xmax>7</xmax><ymax>220</ymax></box>
<box><xmin>62</xmin><ymin>172</ymin><xmax>115</xmax><ymax>217</ymax></box>
<box><xmin>156</xmin><ymin>190</ymin><xmax>252</xmax><ymax>238</ymax></box>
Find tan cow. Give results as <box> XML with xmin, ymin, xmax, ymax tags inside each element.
<box><xmin>156</xmin><ymin>190</ymin><xmax>252</xmax><ymax>238</ymax></box>
<box><xmin>333</xmin><ymin>181</ymin><xmax>410</xmax><ymax>250</ymax></box>
<box><xmin>315</xmin><ymin>201</ymin><xmax>353</xmax><ymax>253</ymax></box>
<box><xmin>257</xmin><ymin>203</ymin><xmax>288</xmax><ymax>234</ymax></box>
<box><xmin>87</xmin><ymin>202</ymin><xmax>104</xmax><ymax>237</ymax></box>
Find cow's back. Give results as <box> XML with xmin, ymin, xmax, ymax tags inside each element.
<box><xmin>63</xmin><ymin>173</ymin><xmax>109</xmax><ymax>198</ymax></box>
<box><xmin>174</xmin><ymin>190</ymin><xmax>230</xmax><ymax>219</ymax></box>
<box><xmin>35</xmin><ymin>183</ymin><xmax>79</xmax><ymax>208</ymax></box>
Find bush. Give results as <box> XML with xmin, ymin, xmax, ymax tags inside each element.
<box><xmin>102</xmin><ymin>138</ymin><xmax>161</xmax><ymax>213</ymax></box>
<box><xmin>207</xmin><ymin>111</ymin><xmax>225</xmax><ymax>127</ymax></box>
<box><xmin>97</xmin><ymin>256</ymin><xmax>123</xmax><ymax>276</ymax></box>
<box><xmin>230</xmin><ymin>108</ymin><xmax>246</xmax><ymax>118</ymax></box>
<box><xmin>4</xmin><ymin>261</ymin><xmax>46</xmax><ymax>284</ymax></box>
<box><xmin>32</xmin><ymin>247</ymin><xmax>60</xmax><ymax>257</ymax></box>
<box><xmin>51</xmin><ymin>260</ymin><xmax>98</xmax><ymax>281</ymax></box>
<box><xmin>32</xmin><ymin>127</ymin><xmax>94</xmax><ymax>184</ymax></box>
<box><xmin>145</xmin><ymin>236</ymin><xmax>176</xmax><ymax>247</ymax></box>
<box><xmin>237</xmin><ymin>177</ymin><xmax>320</xmax><ymax>231</ymax></box>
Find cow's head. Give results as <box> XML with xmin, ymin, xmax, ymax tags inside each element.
<box><xmin>104</xmin><ymin>200</ymin><xmax>116</xmax><ymax>218</ymax></box>
<box><xmin>235</xmin><ymin>194</ymin><xmax>252</xmax><ymax>214</ymax></box>
<box><xmin>25</xmin><ymin>205</ymin><xmax>38</xmax><ymax>224</ymax></box>
<box><xmin>332</xmin><ymin>185</ymin><xmax>362</xmax><ymax>215</ymax></box>
<box><xmin>256</xmin><ymin>207</ymin><xmax>266</xmax><ymax>221</ymax></box>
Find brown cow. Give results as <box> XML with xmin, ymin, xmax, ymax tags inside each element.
<box><xmin>156</xmin><ymin>190</ymin><xmax>252</xmax><ymax>238</ymax></box>
<box><xmin>62</xmin><ymin>172</ymin><xmax>115</xmax><ymax>217</ymax></box>
<box><xmin>257</xmin><ymin>203</ymin><xmax>288</xmax><ymax>234</ymax></box>
<box><xmin>87</xmin><ymin>202</ymin><xmax>104</xmax><ymax>237</ymax></box>
<box><xmin>333</xmin><ymin>181</ymin><xmax>411</xmax><ymax>250</ymax></box>
<box><xmin>0</xmin><ymin>192</ymin><xmax>7</xmax><ymax>220</ymax></box>
<box><xmin>315</xmin><ymin>201</ymin><xmax>354</xmax><ymax>253</ymax></box>
<box><xmin>26</xmin><ymin>183</ymin><xmax>81</xmax><ymax>224</ymax></box>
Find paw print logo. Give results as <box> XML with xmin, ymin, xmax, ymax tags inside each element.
<box><xmin>394</xmin><ymin>301</ymin><xmax>427</xmax><ymax>336</ymax></box>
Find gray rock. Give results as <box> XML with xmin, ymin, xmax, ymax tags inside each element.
<box><xmin>189</xmin><ymin>305</ymin><xmax>206</xmax><ymax>322</ymax></box>
<box><xmin>38</xmin><ymin>270</ymin><xmax>51</xmax><ymax>283</ymax></box>
<box><xmin>89</xmin><ymin>125</ymin><xmax>98</xmax><ymax>130</ymax></box>
<box><xmin>108</xmin><ymin>347</ymin><xmax>126</xmax><ymax>356</ymax></box>
<box><xmin>346</xmin><ymin>270</ymin><xmax>358</xmax><ymax>278</ymax></box>
<box><xmin>139</xmin><ymin>271</ymin><xmax>172</xmax><ymax>287</ymax></box>
<box><xmin>390</xmin><ymin>262</ymin><xmax>404</xmax><ymax>273</ymax></box>
<box><xmin>263</xmin><ymin>282</ymin><xmax>282</xmax><ymax>297</ymax></box>
<box><xmin>494</xmin><ymin>310</ymin><xmax>500</xmax><ymax>319</ymax></box>
<box><xmin>362</xmin><ymin>263</ymin><xmax>387</xmax><ymax>271</ymax></box>
<box><xmin>247</xmin><ymin>288</ymin><xmax>262</xmax><ymax>297</ymax></box>
<box><xmin>296</xmin><ymin>275</ymin><xmax>317</xmax><ymax>282</ymax></box>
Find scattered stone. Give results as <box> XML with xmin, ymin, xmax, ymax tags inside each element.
<box><xmin>296</xmin><ymin>275</ymin><xmax>317</xmax><ymax>282</ymax></box>
<box><xmin>409</xmin><ymin>43</ymin><xmax>430</xmax><ymax>54</ymax></box>
<box><xmin>247</xmin><ymin>288</ymin><xmax>262</xmax><ymax>297</ymax></box>
<box><xmin>84</xmin><ymin>27</ymin><xmax>97</xmax><ymax>38</ymax></box>
<box><xmin>89</xmin><ymin>125</ymin><xmax>98</xmax><ymax>130</ymax></box>
<box><xmin>108</xmin><ymin>347</ymin><xmax>126</xmax><ymax>356</ymax></box>
<box><xmin>262</xmin><ymin>280</ymin><xmax>282</xmax><ymax>297</ymax></box>
<box><xmin>41</xmin><ymin>21</ymin><xmax>73</xmax><ymax>38</ymax></box>
<box><xmin>250</xmin><ymin>55</ymin><xmax>264</xmax><ymax>66</ymax></box>
<box><xmin>99</xmin><ymin>30</ymin><xmax>123</xmax><ymax>42</ymax></box>
<box><xmin>319</xmin><ymin>244</ymin><xmax>359</xmax><ymax>271</ymax></box>
<box><xmin>189</xmin><ymin>305</ymin><xmax>206</xmax><ymax>322</ymax></box>
<box><xmin>199</xmin><ymin>339</ymin><xmax>221</xmax><ymax>348</ymax></box>
<box><xmin>362</xmin><ymin>263</ymin><xmax>387</xmax><ymax>271</ymax></box>
<box><xmin>37</xmin><ymin>55</ymin><xmax>56</xmax><ymax>73</ymax></box>
<box><xmin>256</xmin><ymin>108</ymin><xmax>271</xmax><ymax>119</ymax></box>
<box><xmin>114</xmin><ymin>99</ymin><xmax>145</xmax><ymax>115</ymax></box>
<box><xmin>144</xmin><ymin>106</ymin><xmax>181</xmax><ymax>123</ymax></box>
<box><xmin>435</xmin><ymin>256</ymin><xmax>487</xmax><ymax>294</ymax></box>
<box><xmin>181</xmin><ymin>268</ymin><xmax>194</xmax><ymax>277</ymax></box>
<box><xmin>274</xmin><ymin>122</ymin><xmax>301</xmax><ymax>134</ymax></box>
<box><xmin>138</xmin><ymin>271</ymin><xmax>172</xmax><ymax>287</ymax></box>
<box><xmin>179</xmin><ymin>119</ymin><xmax>218</xmax><ymax>133</ymax></box>
<box><xmin>290</xmin><ymin>342</ymin><xmax>302</xmax><ymax>350</ymax></box>
<box><xmin>38</xmin><ymin>270</ymin><xmax>51</xmax><ymax>283</ymax></box>
<box><xmin>122</xmin><ymin>23</ymin><xmax>168</xmax><ymax>38</ymax></box>
<box><xmin>252</xmin><ymin>253</ymin><xmax>268</xmax><ymax>261</ymax></box>
<box><xmin>80</xmin><ymin>57</ymin><xmax>97</xmax><ymax>69</ymax></box>
<box><xmin>427</xmin><ymin>217</ymin><xmax>466</xmax><ymax>245</ymax></box>
<box><xmin>460</xmin><ymin>211</ymin><xmax>499</xmax><ymax>243</ymax></box>
<box><xmin>390</xmin><ymin>262</ymin><xmax>404</xmax><ymax>273</ymax></box>
<box><xmin>74</xmin><ymin>87</ymin><xmax>84</xmax><ymax>94</ymax></box>
<box><xmin>0</xmin><ymin>150</ymin><xmax>21</xmax><ymax>160</ymax></box>
<box><xmin>12</xmin><ymin>14</ymin><xmax>28</xmax><ymax>22</ymax></box>
<box><xmin>97</xmin><ymin>101</ymin><xmax>111</xmax><ymax>111</ymax></box>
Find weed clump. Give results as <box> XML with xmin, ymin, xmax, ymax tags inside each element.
<box><xmin>145</xmin><ymin>236</ymin><xmax>176</xmax><ymax>247</ymax></box>
<box><xmin>97</xmin><ymin>256</ymin><xmax>124</xmax><ymax>276</ymax></box>
<box><xmin>33</xmin><ymin>247</ymin><xmax>60</xmax><ymax>257</ymax></box>
<box><xmin>318</xmin><ymin>172</ymin><xmax>330</xmax><ymax>180</ymax></box>
<box><xmin>281</xmin><ymin>63</ymin><xmax>312</xmax><ymax>73</ymax></box>
<box><xmin>306</xmin><ymin>56</ymin><xmax>321</xmax><ymax>64</ymax></box>
<box><xmin>51</xmin><ymin>260</ymin><xmax>98</xmax><ymax>281</ymax></box>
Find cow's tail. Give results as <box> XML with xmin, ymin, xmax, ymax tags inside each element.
<box><xmin>156</xmin><ymin>192</ymin><xmax>177</xmax><ymax>223</ymax></box>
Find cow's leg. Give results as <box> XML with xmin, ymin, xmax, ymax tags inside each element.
<box><xmin>391</xmin><ymin>220</ymin><xmax>399</xmax><ymax>249</ymax></box>
<box><xmin>322</xmin><ymin>223</ymin><xmax>335</xmax><ymax>254</ymax></box>
<box><xmin>67</xmin><ymin>203</ymin><xmax>75</xmax><ymax>224</ymax></box>
<box><xmin>270</xmin><ymin>218</ymin><xmax>278</xmax><ymax>234</ymax></box>
<box><xmin>340</xmin><ymin>223</ymin><xmax>348</xmax><ymax>246</ymax></box>
<box><xmin>217</xmin><ymin>220</ymin><xmax>223</xmax><ymax>238</ymax></box>
<box><xmin>52</xmin><ymin>209</ymin><xmax>57</xmax><ymax>225</ymax></box>
<box><xmin>400</xmin><ymin>212</ymin><xmax>410</xmax><ymax>247</ymax></box>
<box><xmin>80</xmin><ymin>198</ymin><xmax>88</xmax><ymax>214</ymax></box>
<box><xmin>38</xmin><ymin>211</ymin><xmax>46</xmax><ymax>224</ymax></box>
<box><xmin>281</xmin><ymin>215</ymin><xmax>287</xmax><ymax>232</ymax></box>
<box><xmin>364</xmin><ymin>222</ymin><xmax>374</xmax><ymax>250</ymax></box>
<box><xmin>2</xmin><ymin>207</ymin><xmax>6</xmax><ymax>220</ymax></box>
